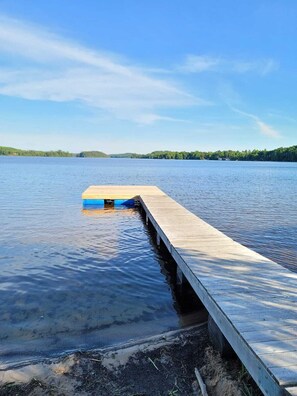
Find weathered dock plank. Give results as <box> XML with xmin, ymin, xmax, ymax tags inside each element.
<box><xmin>82</xmin><ymin>185</ymin><xmax>164</xmax><ymax>200</ymax></box>
<box><xmin>285</xmin><ymin>387</ymin><xmax>297</xmax><ymax>396</ymax></box>
<box><xmin>82</xmin><ymin>185</ymin><xmax>297</xmax><ymax>396</ymax></box>
<box><xmin>251</xmin><ymin>338</ymin><xmax>297</xmax><ymax>355</ymax></box>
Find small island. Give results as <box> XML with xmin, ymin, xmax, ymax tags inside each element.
<box><xmin>77</xmin><ymin>151</ymin><xmax>108</xmax><ymax>158</ymax></box>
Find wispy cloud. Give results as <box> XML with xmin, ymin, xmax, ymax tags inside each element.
<box><xmin>178</xmin><ymin>55</ymin><xmax>219</xmax><ymax>73</ymax></box>
<box><xmin>232</xmin><ymin>59</ymin><xmax>278</xmax><ymax>75</ymax></box>
<box><xmin>0</xmin><ymin>15</ymin><xmax>207</xmax><ymax>124</ymax></box>
<box><xmin>267</xmin><ymin>112</ymin><xmax>297</xmax><ymax>123</ymax></box>
<box><xmin>178</xmin><ymin>55</ymin><xmax>279</xmax><ymax>75</ymax></box>
<box><xmin>230</xmin><ymin>107</ymin><xmax>281</xmax><ymax>138</ymax></box>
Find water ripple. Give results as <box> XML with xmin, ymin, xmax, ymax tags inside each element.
<box><xmin>0</xmin><ymin>157</ymin><xmax>296</xmax><ymax>365</ymax></box>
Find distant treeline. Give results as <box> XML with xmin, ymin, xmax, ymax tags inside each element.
<box><xmin>0</xmin><ymin>146</ymin><xmax>73</xmax><ymax>157</ymax></box>
<box><xmin>1</xmin><ymin>145</ymin><xmax>297</xmax><ymax>161</ymax></box>
<box><xmin>0</xmin><ymin>146</ymin><xmax>107</xmax><ymax>158</ymax></box>
<box><xmin>112</xmin><ymin>145</ymin><xmax>297</xmax><ymax>162</ymax></box>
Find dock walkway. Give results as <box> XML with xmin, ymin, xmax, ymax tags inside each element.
<box><xmin>82</xmin><ymin>186</ymin><xmax>297</xmax><ymax>396</ymax></box>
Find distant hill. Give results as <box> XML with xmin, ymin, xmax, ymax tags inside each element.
<box><xmin>110</xmin><ymin>153</ymin><xmax>137</xmax><ymax>158</ymax></box>
<box><xmin>77</xmin><ymin>151</ymin><xmax>108</xmax><ymax>158</ymax></box>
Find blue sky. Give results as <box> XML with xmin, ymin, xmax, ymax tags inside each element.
<box><xmin>0</xmin><ymin>0</ymin><xmax>296</xmax><ymax>153</ymax></box>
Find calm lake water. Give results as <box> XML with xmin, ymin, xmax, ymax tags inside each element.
<box><xmin>0</xmin><ymin>157</ymin><xmax>296</xmax><ymax>366</ymax></box>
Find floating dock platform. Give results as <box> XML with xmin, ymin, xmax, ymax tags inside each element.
<box><xmin>82</xmin><ymin>185</ymin><xmax>297</xmax><ymax>396</ymax></box>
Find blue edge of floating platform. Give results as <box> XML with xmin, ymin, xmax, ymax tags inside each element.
<box><xmin>83</xmin><ymin>199</ymin><xmax>135</xmax><ymax>208</ymax></box>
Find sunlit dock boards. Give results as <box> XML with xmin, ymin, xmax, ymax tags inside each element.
<box><xmin>82</xmin><ymin>185</ymin><xmax>297</xmax><ymax>396</ymax></box>
<box><xmin>82</xmin><ymin>185</ymin><xmax>164</xmax><ymax>206</ymax></box>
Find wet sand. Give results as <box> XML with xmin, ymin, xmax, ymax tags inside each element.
<box><xmin>0</xmin><ymin>323</ymin><xmax>261</xmax><ymax>396</ymax></box>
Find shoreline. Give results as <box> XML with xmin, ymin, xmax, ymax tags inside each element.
<box><xmin>1</xmin><ymin>155</ymin><xmax>297</xmax><ymax>163</ymax></box>
<box><xmin>1</xmin><ymin>144</ymin><xmax>297</xmax><ymax>162</ymax></box>
<box><xmin>0</xmin><ymin>324</ymin><xmax>261</xmax><ymax>396</ymax></box>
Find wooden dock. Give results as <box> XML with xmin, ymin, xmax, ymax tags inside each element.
<box><xmin>82</xmin><ymin>186</ymin><xmax>297</xmax><ymax>396</ymax></box>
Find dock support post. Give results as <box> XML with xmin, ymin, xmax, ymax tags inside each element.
<box><xmin>176</xmin><ymin>265</ymin><xmax>188</xmax><ymax>293</ymax></box>
<box><xmin>156</xmin><ymin>233</ymin><xmax>161</xmax><ymax>247</ymax></box>
<box><xmin>145</xmin><ymin>214</ymin><xmax>149</xmax><ymax>225</ymax></box>
<box><xmin>208</xmin><ymin>315</ymin><xmax>234</xmax><ymax>358</ymax></box>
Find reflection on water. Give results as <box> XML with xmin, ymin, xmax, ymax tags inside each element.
<box><xmin>0</xmin><ymin>157</ymin><xmax>296</xmax><ymax>365</ymax></box>
<box><xmin>0</xmin><ymin>204</ymin><xmax>203</xmax><ymax>367</ymax></box>
<box><xmin>81</xmin><ymin>207</ymin><xmax>136</xmax><ymax>217</ymax></box>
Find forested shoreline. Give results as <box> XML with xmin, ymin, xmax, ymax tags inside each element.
<box><xmin>0</xmin><ymin>146</ymin><xmax>107</xmax><ymax>158</ymax></box>
<box><xmin>114</xmin><ymin>146</ymin><xmax>297</xmax><ymax>161</ymax></box>
<box><xmin>1</xmin><ymin>145</ymin><xmax>297</xmax><ymax>161</ymax></box>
